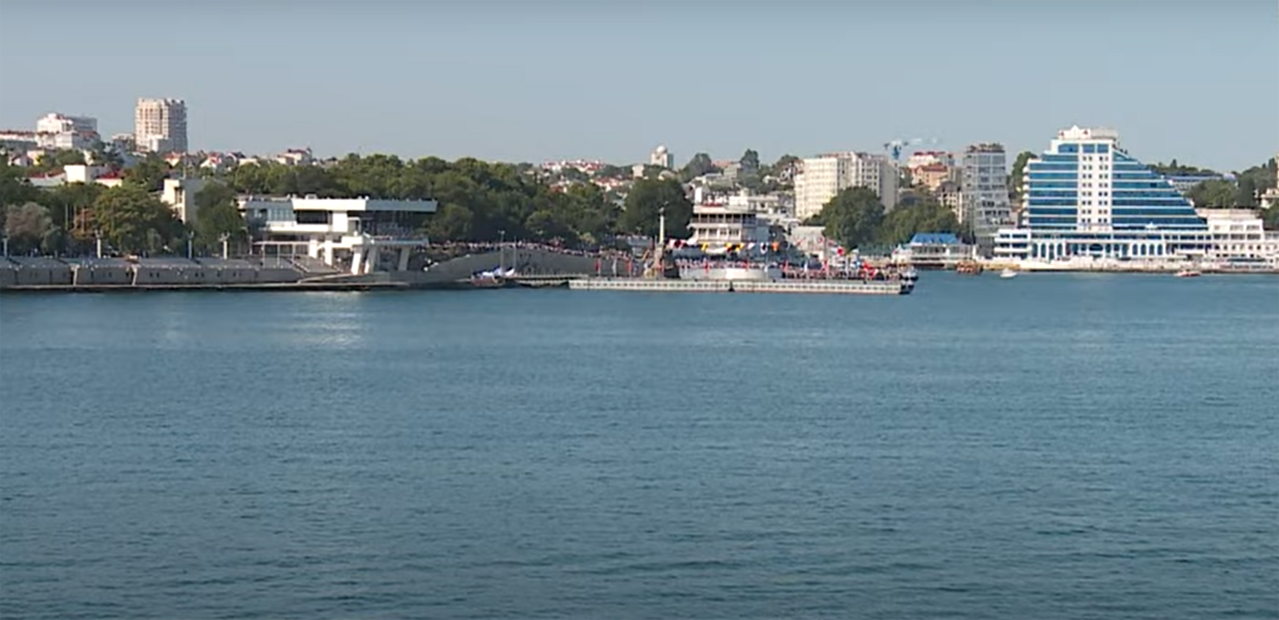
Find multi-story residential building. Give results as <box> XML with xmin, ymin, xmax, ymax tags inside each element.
<box><xmin>794</xmin><ymin>152</ymin><xmax>898</xmax><ymax>221</ymax></box>
<box><xmin>649</xmin><ymin>145</ymin><xmax>674</xmax><ymax>169</ymax></box>
<box><xmin>161</xmin><ymin>178</ymin><xmax>210</xmax><ymax>224</ymax></box>
<box><xmin>134</xmin><ymin>98</ymin><xmax>188</xmax><ymax>153</ymax></box>
<box><xmin>937</xmin><ymin>180</ymin><xmax>963</xmax><ymax>213</ymax></box>
<box><xmin>994</xmin><ymin>125</ymin><xmax>1276</xmax><ymax>263</ymax></box>
<box><xmin>34</xmin><ymin>113</ymin><xmax>99</xmax><ymax>150</ymax></box>
<box><xmin>911</xmin><ymin>164</ymin><xmax>957</xmax><ymax>192</ymax></box>
<box><xmin>960</xmin><ymin>143</ymin><xmax>1013</xmax><ymax>248</ymax></box>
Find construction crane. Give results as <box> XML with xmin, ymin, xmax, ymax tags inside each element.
<box><xmin>883</xmin><ymin>137</ymin><xmax>940</xmax><ymax>164</ymax></box>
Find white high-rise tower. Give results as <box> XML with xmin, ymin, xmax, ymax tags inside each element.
<box><xmin>134</xmin><ymin>98</ymin><xmax>188</xmax><ymax>153</ymax></box>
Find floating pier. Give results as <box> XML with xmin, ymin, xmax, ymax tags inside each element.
<box><xmin>567</xmin><ymin>277</ymin><xmax>912</xmax><ymax>295</ymax></box>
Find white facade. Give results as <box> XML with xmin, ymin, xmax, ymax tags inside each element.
<box><xmin>649</xmin><ymin>145</ymin><xmax>674</xmax><ymax>169</ymax></box>
<box><xmin>794</xmin><ymin>152</ymin><xmax>899</xmax><ymax>221</ymax></box>
<box><xmin>161</xmin><ymin>177</ymin><xmax>210</xmax><ymax>224</ymax></box>
<box><xmin>726</xmin><ymin>191</ymin><xmax>787</xmax><ymax>219</ymax></box>
<box><xmin>0</xmin><ymin>130</ymin><xmax>39</xmax><ymax>153</ymax></box>
<box><xmin>992</xmin><ymin>126</ymin><xmax>1278</xmax><ymax>265</ymax></box>
<box><xmin>1198</xmin><ymin>209</ymin><xmax>1278</xmax><ymax>260</ymax></box>
<box><xmin>687</xmin><ymin>205</ymin><xmax>770</xmax><ymax>251</ymax></box>
<box><xmin>35</xmin><ymin>113</ymin><xmax>99</xmax><ymax>150</ymax></box>
<box><xmin>134</xmin><ymin>98</ymin><xmax>188</xmax><ymax>154</ymax></box>
<box><xmin>239</xmin><ymin>196</ymin><xmax>438</xmax><ymax>275</ymax></box>
<box><xmin>960</xmin><ymin>143</ymin><xmax>1013</xmax><ymax>244</ymax></box>
<box><xmin>276</xmin><ymin>148</ymin><xmax>313</xmax><ymax>166</ymax></box>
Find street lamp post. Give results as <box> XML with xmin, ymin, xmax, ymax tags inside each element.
<box><xmin>187</xmin><ymin>231</ymin><xmax>195</xmax><ymax>260</ymax></box>
<box><xmin>499</xmin><ymin>229</ymin><xmax>506</xmax><ymax>272</ymax></box>
<box><xmin>94</xmin><ymin>229</ymin><xmax>103</xmax><ymax>259</ymax></box>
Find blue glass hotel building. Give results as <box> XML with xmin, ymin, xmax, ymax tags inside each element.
<box><xmin>993</xmin><ymin>126</ymin><xmax>1214</xmax><ymax>261</ymax></box>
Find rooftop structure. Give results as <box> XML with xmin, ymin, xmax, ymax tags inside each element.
<box><xmin>239</xmin><ymin>196</ymin><xmax>438</xmax><ymax>275</ymax></box>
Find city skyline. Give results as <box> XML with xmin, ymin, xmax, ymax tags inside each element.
<box><xmin>0</xmin><ymin>0</ymin><xmax>1275</xmax><ymax>171</ymax></box>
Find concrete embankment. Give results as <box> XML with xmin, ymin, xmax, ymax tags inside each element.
<box><xmin>0</xmin><ymin>249</ymin><xmax>604</xmax><ymax>293</ymax></box>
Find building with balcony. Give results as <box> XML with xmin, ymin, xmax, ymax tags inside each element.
<box><xmin>135</xmin><ymin>98</ymin><xmax>188</xmax><ymax>153</ymax></box>
<box><xmin>687</xmin><ymin>205</ymin><xmax>770</xmax><ymax>253</ymax></box>
<box><xmin>794</xmin><ymin>152</ymin><xmax>898</xmax><ymax>221</ymax></box>
<box><xmin>993</xmin><ymin>126</ymin><xmax>1276</xmax><ymax>264</ymax></box>
<box><xmin>239</xmin><ymin>196</ymin><xmax>438</xmax><ymax>274</ymax></box>
<box><xmin>960</xmin><ymin>143</ymin><xmax>1013</xmax><ymax>249</ymax></box>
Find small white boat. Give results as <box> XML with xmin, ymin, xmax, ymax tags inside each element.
<box><xmin>1175</xmin><ymin>269</ymin><xmax>1202</xmax><ymax>278</ymax></box>
<box><xmin>999</xmin><ymin>268</ymin><xmax>1018</xmax><ymax>279</ymax></box>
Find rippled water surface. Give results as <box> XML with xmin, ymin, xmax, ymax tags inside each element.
<box><xmin>2</xmin><ymin>273</ymin><xmax>1277</xmax><ymax>619</ymax></box>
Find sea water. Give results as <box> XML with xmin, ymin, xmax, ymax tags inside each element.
<box><xmin>1</xmin><ymin>273</ymin><xmax>1276</xmax><ymax>619</ymax></box>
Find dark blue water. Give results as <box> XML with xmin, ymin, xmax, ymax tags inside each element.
<box><xmin>2</xmin><ymin>273</ymin><xmax>1277</xmax><ymax>619</ymax></box>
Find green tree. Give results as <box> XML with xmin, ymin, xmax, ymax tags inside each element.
<box><xmin>1232</xmin><ymin>158</ymin><xmax>1278</xmax><ymax>207</ymax></box>
<box><xmin>1008</xmin><ymin>151</ymin><xmax>1035</xmax><ymax>202</ymax></box>
<box><xmin>815</xmin><ymin>187</ymin><xmax>885</xmax><ymax>250</ymax></box>
<box><xmin>555</xmin><ymin>183</ymin><xmax>618</xmax><ymax>245</ymax></box>
<box><xmin>191</xmin><ymin>154</ymin><xmax>676</xmax><ymax>246</ymax></box>
<box><xmin>525</xmin><ymin>209</ymin><xmax>575</xmax><ymax>245</ymax></box>
<box><xmin>0</xmin><ymin>160</ymin><xmax>40</xmax><ymax>217</ymax></box>
<box><xmin>426</xmin><ymin>203</ymin><xmax>475</xmax><ymax>241</ymax></box>
<box><xmin>4</xmin><ymin>202</ymin><xmax>54</xmax><ymax>255</ymax></box>
<box><xmin>1263</xmin><ymin>206</ymin><xmax>1279</xmax><ymax>231</ymax></box>
<box><xmin>619</xmin><ymin>178</ymin><xmax>692</xmax><ymax>239</ymax></box>
<box><xmin>767</xmin><ymin>154</ymin><xmax>800</xmax><ymax>176</ymax></box>
<box><xmin>1149</xmin><ymin>160</ymin><xmax>1215</xmax><ymax>176</ymax></box>
<box><xmin>32</xmin><ymin>149</ymin><xmax>87</xmax><ymax>173</ymax></box>
<box><xmin>679</xmin><ymin>153</ymin><xmax>718</xmax><ymax>182</ymax></box>
<box><xmin>92</xmin><ymin>185</ymin><xmax>185</xmax><ymax>255</ymax></box>
<box><xmin>1185</xmin><ymin>179</ymin><xmax>1238</xmax><ymax>208</ymax></box>
<box><xmin>876</xmin><ymin>198</ymin><xmax>961</xmax><ymax>246</ymax></box>
<box><xmin>124</xmin><ymin>154</ymin><xmax>172</xmax><ymax>192</ymax></box>
<box><xmin>739</xmin><ymin>149</ymin><xmax>760</xmax><ymax>171</ymax></box>
<box><xmin>193</xmin><ymin>182</ymin><xmax>247</xmax><ymax>252</ymax></box>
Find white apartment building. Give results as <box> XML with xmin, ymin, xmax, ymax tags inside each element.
<box><xmin>794</xmin><ymin>152</ymin><xmax>899</xmax><ymax>221</ymax></box>
<box><xmin>134</xmin><ymin>98</ymin><xmax>188</xmax><ymax>153</ymax></box>
<box><xmin>35</xmin><ymin>113</ymin><xmax>99</xmax><ymax>150</ymax></box>
<box><xmin>959</xmin><ymin>143</ymin><xmax>1012</xmax><ymax>246</ymax></box>
<box><xmin>649</xmin><ymin>145</ymin><xmax>674</xmax><ymax>169</ymax></box>
<box><xmin>161</xmin><ymin>177</ymin><xmax>210</xmax><ymax>224</ymax></box>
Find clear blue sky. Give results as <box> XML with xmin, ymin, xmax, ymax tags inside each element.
<box><xmin>0</xmin><ymin>0</ymin><xmax>1274</xmax><ymax>171</ymax></box>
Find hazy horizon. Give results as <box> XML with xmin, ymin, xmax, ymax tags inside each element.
<box><xmin>0</xmin><ymin>0</ymin><xmax>1275</xmax><ymax>171</ymax></box>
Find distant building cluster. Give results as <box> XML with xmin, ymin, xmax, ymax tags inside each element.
<box><xmin>1</xmin><ymin>93</ymin><xmax>1274</xmax><ymax>266</ymax></box>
